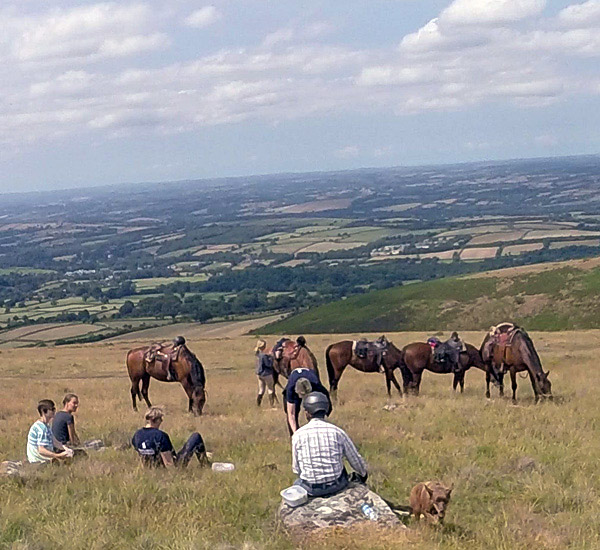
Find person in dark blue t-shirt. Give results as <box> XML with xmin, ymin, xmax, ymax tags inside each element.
<box><xmin>284</xmin><ymin>368</ymin><xmax>331</xmax><ymax>435</ymax></box>
<box><xmin>132</xmin><ymin>407</ymin><xmax>208</xmax><ymax>468</ymax></box>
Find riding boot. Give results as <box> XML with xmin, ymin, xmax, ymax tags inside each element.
<box><xmin>167</xmin><ymin>367</ymin><xmax>177</xmax><ymax>382</ymax></box>
<box><xmin>268</xmin><ymin>393</ymin><xmax>276</xmax><ymax>408</ymax></box>
<box><xmin>256</xmin><ymin>394</ymin><xmax>263</xmax><ymax>407</ymax></box>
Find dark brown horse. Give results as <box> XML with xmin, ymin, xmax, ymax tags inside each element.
<box><xmin>126</xmin><ymin>342</ymin><xmax>206</xmax><ymax>415</ymax></box>
<box><xmin>481</xmin><ymin>326</ymin><xmax>552</xmax><ymax>402</ymax></box>
<box><xmin>325</xmin><ymin>338</ymin><xmax>410</xmax><ymax>400</ymax></box>
<box><xmin>400</xmin><ymin>342</ymin><xmax>486</xmax><ymax>396</ymax></box>
<box><xmin>272</xmin><ymin>337</ymin><xmax>319</xmax><ymax>386</ymax></box>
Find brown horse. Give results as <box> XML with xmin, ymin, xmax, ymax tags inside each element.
<box><xmin>325</xmin><ymin>338</ymin><xmax>409</xmax><ymax>400</ymax></box>
<box><xmin>400</xmin><ymin>342</ymin><xmax>486</xmax><ymax>396</ymax></box>
<box><xmin>481</xmin><ymin>326</ymin><xmax>552</xmax><ymax>403</ymax></box>
<box><xmin>126</xmin><ymin>342</ymin><xmax>206</xmax><ymax>415</ymax></box>
<box><xmin>272</xmin><ymin>337</ymin><xmax>319</xmax><ymax>386</ymax></box>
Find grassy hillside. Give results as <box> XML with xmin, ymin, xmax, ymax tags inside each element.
<box><xmin>0</xmin><ymin>331</ymin><xmax>599</xmax><ymax>549</ymax></box>
<box><xmin>263</xmin><ymin>258</ymin><xmax>600</xmax><ymax>334</ymax></box>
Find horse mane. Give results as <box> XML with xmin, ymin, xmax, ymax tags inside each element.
<box><xmin>182</xmin><ymin>345</ymin><xmax>206</xmax><ymax>387</ymax></box>
<box><xmin>515</xmin><ymin>328</ymin><xmax>544</xmax><ymax>374</ymax></box>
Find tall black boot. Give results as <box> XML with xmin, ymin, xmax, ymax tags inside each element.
<box><xmin>268</xmin><ymin>393</ymin><xmax>276</xmax><ymax>408</ymax></box>
<box><xmin>256</xmin><ymin>394</ymin><xmax>263</xmax><ymax>407</ymax></box>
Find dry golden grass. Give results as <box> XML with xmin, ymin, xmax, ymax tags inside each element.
<box><xmin>460</xmin><ymin>248</ymin><xmax>498</xmax><ymax>260</ymax></box>
<box><xmin>1</xmin><ymin>330</ymin><xmax>600</xmax><ymax>549</ymax></box>
<box><xmin>502</xmin><ymin>243</ymin><xmax>545</xmax><ymax>256</ymax></box>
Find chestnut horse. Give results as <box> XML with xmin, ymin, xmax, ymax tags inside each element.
<box><xmin>126</xmin><ymin>343</ymin><xmax>206</xmax><ymax>415</ymax></box>
<box><xmin>400</xmin><ymin>342</ymin><xmax>486</xmax><ymax>396</ymax></box>
<box><xmin>325</xmin><ymin>338</ymin><xmax>410</xmax><ymax>400</ymax></box>
<box><xmin>272</xmin><ymin>337</ymin><xmax>319</xmax><ymax>386</ymax></box>
<box><xmin>481</xmin><ymin>327</ymin><xmax>552</xmax><ymax>402</ymax></box>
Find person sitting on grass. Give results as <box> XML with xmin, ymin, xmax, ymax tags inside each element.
<box><xmin>132</xmin><ymin>406</ymin><xmax>209</xmax><ymax>468</ymax></box>
<box><xmin>26</xmin><ymin>399</ymin><xmax>74</xmax><ymax>464</ymax></box>
<box><xmin>52</xmin><ymin>393</ymin><xmax>81</xmax><ymax>447</ymax></box>
<box><xmin>292</xmin><ymin>392</ymin><xmax>367</xmax><ymax>497</ymax></box>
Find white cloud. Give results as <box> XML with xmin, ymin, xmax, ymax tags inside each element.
<box><xmin>441</xmin><ymin>0</ymin><xmax>546</xmax><ymax>25</ymax></box>
<box><xmin>8</xmin><ymin>3</ymin><xmax>163</xmax><ymax>63</ymax></box>
<box><xmin>558</xmin><ymin>0</ymin><xmax>600</xmax><ymax>28</ymax></box>
<box><xmin>184</xmin><ymin>6</ymin><xmax>221</xmax><ymax>29</ymax></box>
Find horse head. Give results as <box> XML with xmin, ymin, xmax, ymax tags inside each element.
<box><xmin>536</xmin><ymin>370</ymin><xmax>552</xmax><ymax>398</ymax></box>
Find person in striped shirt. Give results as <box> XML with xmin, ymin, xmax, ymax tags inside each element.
<box><xmin>26</xmin><ymin>399</ymin><xmax>73</xmax><ymax>464</ymax></box>
<box><xmin>292</xmin><ymin>392</ymin><xmax>368</xmax><ymax>497</ymax></box>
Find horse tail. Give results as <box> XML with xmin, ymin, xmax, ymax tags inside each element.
<box><xmin>325</xmin><ymin>344</ymin><xmax>336</xmax><ymax>389</ymax></box>
<box><xmin>397</xmin><ymin>349</ymin><xmax>413</xmax><ymax>388</ymax></box>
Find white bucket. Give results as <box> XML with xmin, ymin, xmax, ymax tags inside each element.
<box><xmin>211</xmin><ymin>462</ymin><xmax>235</xmax><ymax>472</ymax></box>
<box><xmin>280</xmin><ymin>485</ymin><xmax>308</xmax><ymax>508</ymax></box>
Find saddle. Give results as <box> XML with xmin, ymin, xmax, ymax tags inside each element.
<box><xmin>353</xmin><ymin>336</ymin><xmax>388</xmax><ymax>364</ymax></box>
<box><xmin>488</xmin><ymin>323</ymin><xmax>518</xmax><ymax>347</ymax></box>
<box><xmin>144</xmin><ymin>337</ymin><xmax>185</xmax><ymax>378</ymax></box>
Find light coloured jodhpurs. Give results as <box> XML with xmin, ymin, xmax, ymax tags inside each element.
<box><xmin>257</xmin><ymin>374</ymin><xmax>275</xmax><ymax>396</ymax></box>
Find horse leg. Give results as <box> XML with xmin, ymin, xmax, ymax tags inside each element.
<box><xmin>130</xmin><ymin>377</ymin><xmax>140</xmax><ymax>411</ymax></box>
<box><xmin>459</xmin><ymin>371</ymin><xmax>465</xmax><ymax>393</ymax></box>
<box><xmin>330</xmin><ymin>364</ymin><xmax>347</xmax><ymax>402</ymax></box>
<box><xmin>498</xmin><ymin>371</ymin><xmax>505</xmax><ymax>397</ymax></box>
<box><xmin>141</xmin><ymin>374</ymin><xmax>152</xmax><ymax>408</ymax></box>
<box><xmin>411</xmin><ymin>370</ymin><xmax>423</xmax><ymax>396</ymax></box>
<box><xmin>389</xmin><ymin>369</ymin><xmax>403</xmax><ymax>398</ymax></box>
<box><xmin>528</xmin><ymin>370</ymin><xmax>540</xmax><ymax>404</ymax></box>
<box><xmin>510</xmin><ymin>369</ymin><xmax>518</xmax><ymax>403</ymax></box>
<box><xmin>485</xmin><ymin>370</ymin><xmax>491</xmax><ymax>399</ymax></box>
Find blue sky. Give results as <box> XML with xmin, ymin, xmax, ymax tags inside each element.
<box><xmin>1</xmin><ymin>0</ymin><xmax>599</xmax><ymax>192</ymax></box>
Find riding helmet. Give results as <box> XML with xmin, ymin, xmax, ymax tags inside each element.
<box><xmin>302</xmin><ymin>392</ymin><xmax>330</xmax><ymax>415</ymax></box>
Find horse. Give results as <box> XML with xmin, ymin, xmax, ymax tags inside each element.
<box><xmin>126</xmin><ymin>340</ymin><xmax>207</xmax><ymax>416</ymax></box>
<box><xmin>481</xmin><ymin>325</ymin><xmax>552</xmax><ymax>403</ymax></box>
<box><xmin>400</xmin><ymin>342</ymin><xmax>486</xmax><ymax>396</ymax></box>
<box><xmin>271</xmin><ymin>336</ymin><xmax>319</xmax><ymax>387</ymax></box>
<box><xmin>325</xmin><ymin>338</ymin><xmax>410</xmax><ymax>401</ymax></box>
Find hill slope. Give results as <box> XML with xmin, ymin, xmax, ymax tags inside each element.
<box><xmin>262</xmin><ymin>257</ymin><xmax>600</xmax><ymax>333</ymax></box>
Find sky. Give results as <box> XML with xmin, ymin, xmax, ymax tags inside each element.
<box><xmin>1</xmin><ymin>0</ymin><xmax>600</xmax><ymax>192</ymax></box>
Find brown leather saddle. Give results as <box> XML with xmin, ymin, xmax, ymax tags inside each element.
<box><xmin>144</xmin><ymin>340</ymin><xmax>184</xmax><ymax>376</ymax></box>
<box><xmin>489</xmin><ymin>323</ymin><xmax>518</xmax><ymax>347</ymax></box>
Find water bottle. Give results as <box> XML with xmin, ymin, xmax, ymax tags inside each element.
<box><xmin>360</xmin><ymin>503</ymin><xmax>378</xmax><ymax>521</ymax></box>
<box><xmin>211</xmin><ymin>462</ymin><xmax>235</xmax><ymax>472</ymax></box>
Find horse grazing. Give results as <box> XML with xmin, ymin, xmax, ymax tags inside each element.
<box><xmin>400</xmin><ymin>342</ymin><xmax>486</xmax><ymax>396</ymax></box>
<box><xmin>481</xmin><ymin>324</ymin><xmax>552</xmax><ymax>403</ymax></box>
<box><xmin>126</xmin><ymin>338</ymin><xmax>206</xmax><ymax>415</ymax></box>
<box><xmin>272</xmin><ymin>336</ymin><xmax>319</xmax><ymax>387</ymax></box>
<box><xmin>325</xmin><ymin>337</ymin><xmax>409</xmax><ymax>400</ymax></box>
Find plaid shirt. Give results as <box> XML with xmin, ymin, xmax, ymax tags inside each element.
<box><xmin>292</xmin><ymin>418</ymin><xmax>367</xmax><ymax>484</ymax></box>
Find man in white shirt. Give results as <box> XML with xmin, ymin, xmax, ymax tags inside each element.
<box><xmin>291</xmin><ymin>392</ymin><xmax>368</xmax><ymax>497</ymax></box>
<box><xmin>26</xmin><ymin>399</ymin><xmax>73</xmax><ymax>464</ymax></box>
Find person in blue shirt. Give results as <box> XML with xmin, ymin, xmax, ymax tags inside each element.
<box><xmin>284</xmin><ymin>367</ymin><xmax>331</xmax><ymax>435</ymax></box>
<box><xmin>132</xmin><ymin>407</ymin><xmax>208</xmax><ymax>468</ymax></box>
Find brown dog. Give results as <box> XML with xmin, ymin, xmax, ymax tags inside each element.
<box><xmin>409</xmin><ymin>481</ymin><xmax>453</xmax><ymax>523</ymax></box>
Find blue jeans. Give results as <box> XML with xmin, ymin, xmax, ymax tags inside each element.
<box><xmin>294</xmin><ymin>469</ymin><xmax>349</xmax><ymax>497</ymax></box>
<box><xmin>174</xmin><ymin>432</ymin><xmax>206</xmax><ymax>467</ymax></box>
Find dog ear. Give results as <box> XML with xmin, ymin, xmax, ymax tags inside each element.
<box><xmin>447</xmin><ymin>483</ymin><xmax>454</xmax><ymax>495</ymax></box>
<box><xmin>424</xmin><ymin>483</ymin><xmax>434</xmax><ymax>496</ymax></box>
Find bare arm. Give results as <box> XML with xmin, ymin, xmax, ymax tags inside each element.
<box><xmin>291</xmin><ymin>438</ymin><xmax>300</xmax><ymax>475</ymax></box>
<box><xmin>286</xmin><ymin>402</ymin><xmax>299</xmax><ymax>433</ymax></box>
<box><xmin>67</xmin><ymin>423</ymin><xmax>80</xmax><ymax>446</ymax></box>
<box><xmin>38</xmin><ymin>446</ymin><xmax>69</xmax><ymax>460</ymax></box>
<box><xmin>161</xmin><ymin>451</ymin><xmax>175</xmax><ymax>468</ymax></box>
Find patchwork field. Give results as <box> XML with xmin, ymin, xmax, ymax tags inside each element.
<box><xmin>0</xmin><ymin>330</ymin><xmax>598</xmax><ymax>549</ymax></box>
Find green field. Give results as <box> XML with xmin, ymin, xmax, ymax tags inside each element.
<box><xmin>0</xmin><ymin>331</ymin><xmax>598</xmax><ymax>549</ymax></box>
<box><xmin>263</xmin><ymin>258</ymin><xmax>600</xmax><ymax>334</ymax></box>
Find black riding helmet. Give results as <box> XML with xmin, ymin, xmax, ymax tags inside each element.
<box><xmin>302</xmin><ymin>392</ymin><xmax>330</xmax><ymax>416</ymax></box>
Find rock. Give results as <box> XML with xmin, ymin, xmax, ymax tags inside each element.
<box><xmin>278</xmin><ymin>482</ymin><xmax>402</xmax><ymax>533</ymax></box>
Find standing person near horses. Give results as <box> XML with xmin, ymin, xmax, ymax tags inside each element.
<box><xmin>254</xmin><ymin>339</ymin><xmax>276</xmax><ymax>407</ymax></box>
<box><xmin>292</xmin><ymin>392</ymin><xmax>367</xmax><ymax>497</ymax></box>
<box><xmin>284</xmin><ymin>367</ymin><xmax>331</xmax><ymax>435</ymax></box>
<box><xmin>52</xmin><ymin>393</ymin><xmax>81</xmax><ymax>446</ymax></box>
<box><xmin>445</xmin><ymin>332</ymin><xmax>464</xmax><ymax>374</ymax></box>
<box><xmin>26</xmin><ymin>399</ymin><xmax>74</xmax><ymax>464</ymax></box>
<box><xmin>132</xmin><ymin>406</ymin><xmax>209</xmax><ymax>468</ymax></box>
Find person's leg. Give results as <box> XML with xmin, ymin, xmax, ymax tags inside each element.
<box><xmin>257</xmin><ymin>376</ymin><xmax>266</xmax><ymax>406</ymax></box>
<box><xmin>175</xmin><ymin>432</ymin><xmax>207</xmax><ymax>467</ymax></box>
<box><xmin>265</xmin><ymin>375</ymin><xmax>276</xmax><ymax>407</ymax></box>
